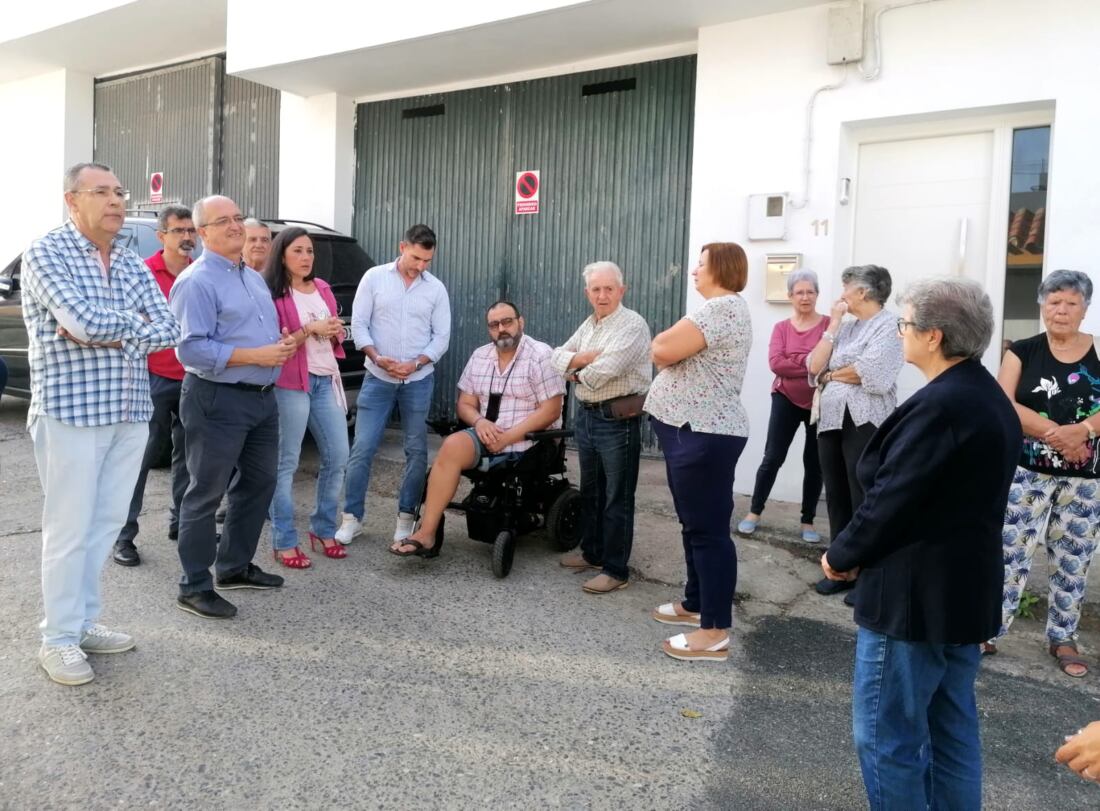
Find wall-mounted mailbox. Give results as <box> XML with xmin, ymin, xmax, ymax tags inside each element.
<box><xmin>765</xmin><ymin>253</ymin><xmax>803</xmax><ymax>302</ymax></box>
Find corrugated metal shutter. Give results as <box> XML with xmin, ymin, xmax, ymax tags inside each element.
<box><xmin>94</xmin><ymin>58</ymin><xmax>221</xmax><ymax>212</ymax></box>
<box><xmin>94</xmin><ymin>57</ymin><xmax>279</xmax><ymax>217</ymax></box>
<box><xmin>221</xmin><ymin>74</ymin><xmax>280</xmax><ymax>217</ymax></box>
<box><xmin>353</xmin><ymin>56</ymin><xmax>695</xmax><ymax>446</ymax></box>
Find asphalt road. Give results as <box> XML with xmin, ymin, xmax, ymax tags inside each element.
<box><xmin>1</xmin><ymin>394</ymin><xmax>1099</xmax><ymax>810</ymax></box>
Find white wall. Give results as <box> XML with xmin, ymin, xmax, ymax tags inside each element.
<box><xmin>278</xmin><ymin>92</ymin><xmax>355</xmax><ymax>233</ymax></box>
<box><xmin>690</xmin><ymin>0</ymin><xmax>1100</xmax><ymax>507</ymax></box>
<box><xmin>0</xmin><ymin>69</ymin><xmax>93</xmax><ymax>263</ymax></box>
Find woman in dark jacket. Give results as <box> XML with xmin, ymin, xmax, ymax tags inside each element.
<box><xmin>821</xmin><ymin>278</ymin><xmax>1021</xmax><ymax>811</ymax></box>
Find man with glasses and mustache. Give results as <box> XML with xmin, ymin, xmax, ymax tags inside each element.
<box><xmin>112</xmin><ymin>205</ymin><xmax>197</xmax><ymax>567</ymax></box>
<box><xmin>21</xmin><ymin>162</ymin><xmax>179</xmax><ymax>685</ymax></box>
<box><xmin>390</xmin><ymin>301</ymin><xmax>564</xmax><ymax>558</ymax></box>
<box><xmin>169</xmin><ymin>195</ymin><xmax>297</xmax><ymax>620</ymax></box>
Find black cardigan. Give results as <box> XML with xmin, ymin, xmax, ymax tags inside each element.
<box><xmin>825</xmin><ymin>359</ymin><xmax>1022</xmax><ymax>644</ymax></box>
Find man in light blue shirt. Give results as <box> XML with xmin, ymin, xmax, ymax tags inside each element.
<box><xmin>337</xmin><ymin>224</ymin><xmax>450</xmax><ymax>544</ymax></box>
<box><xmin>169</xmin><ymin>195</ymin><xmax>297</xmax><ymax>620</ymax></box>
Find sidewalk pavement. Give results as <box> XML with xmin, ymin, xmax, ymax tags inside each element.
<box><xmin>370</xmin><ymin>428</ymin><xmax>1097</xmax><ymax>627</ymax></box>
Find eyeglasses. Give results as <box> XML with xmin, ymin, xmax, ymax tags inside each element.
<box><xmin>163</xmin><ymin>227</ymin><xmax>198</xmax><ymax>236</ymax></box>
<box><xmin>201</xmin><ymin>215</ymin><xmax>246</xmax><ymax>229</ymax></box>
<box><xmin>487</xmin><ymin>316</ymin><xmax>517</xmax><ymax>331</ymax></box>
<box><xmin>897</xmin><ymin>318</ymin><xmax>918</xmax><ymax>334</ymax></box>
<box><xmin>72</xmin><ymin>187</ymin><xmax>130</xmax><ymax>201</ymax></box>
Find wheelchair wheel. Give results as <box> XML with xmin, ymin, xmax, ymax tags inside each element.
<box><xmin>547</xmin><ymin>487</ymin><xmax>582</xmax><ymax>551</ymax></box>
<box><xmin>492</xmin><ymin>530</ymin><xmax>516</xmax><ymax>579</ymax></box>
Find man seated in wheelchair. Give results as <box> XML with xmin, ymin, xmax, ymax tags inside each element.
<box><xmin>389</xmin><ymin>300</ymin><xmax>565</xmax><ymax>557</ymax></box>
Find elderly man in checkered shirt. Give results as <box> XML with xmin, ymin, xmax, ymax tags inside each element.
<box><xmin>21</xmin><ymin>162</ymin><xmax>180</xmax><ymax>686</ymax></box>
<box><xmin>550</xmin><ymin>261</ymin><xmax>652</xmax><ymax>594</ymax></box>
<box><xmin>390</xmin><ymin>300</ymin><xmax>565</xmax><ymax>558</ymax></box>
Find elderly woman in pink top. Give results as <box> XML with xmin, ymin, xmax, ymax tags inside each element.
<box><xmin>264</xmin><ymin>227</ymin><xmax>349</xmax><ymax>568</ymax></box>
<box><xmin>738</xmin><ymin>269</ymin><xmax>827</xmax><ymax>543</ymax></box>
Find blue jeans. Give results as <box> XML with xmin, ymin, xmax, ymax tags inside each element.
<box><xmin>31</xmin><ymin>416</ymin><xmax>148</xmax><ymax>646</ymax></box>
<box><xmin>270</xmin><ymin>375</ymin><xmax>351</xmax><ymax>550</ymax></box>
<box><xmin>576</xmin><ymin>407</ymin><xmax>642</xmax><ymax>581</ymax></box>
<box><xmin>853</xmin><ymin>628</ymin><xmax>983</xmax><ymax>811</ymax></box>
<box><xmin>650</xmin><ymin>418</ymin><xmax>746</xmax><ymax>629</ymax></box>
<box><xmin>343</xmin><ymin>373</ymin><xmax>434</xmax><ymax>519</ymax></box>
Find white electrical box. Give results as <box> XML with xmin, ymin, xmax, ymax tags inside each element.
<box><xmin>747</xmin><ymin>193</ymin><xmax>788</xmax><ymax>240</ymax></box>
<box><xmin>827</xmin><ymin>1</ymin><xmax>864</xmax><ymax>65</ymax></box>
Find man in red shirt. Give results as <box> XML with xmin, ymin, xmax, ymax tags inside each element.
<box><xmin>112</xmin><ymin>206</ymin><xmax>195</xmax><ymax>566</ymax></box>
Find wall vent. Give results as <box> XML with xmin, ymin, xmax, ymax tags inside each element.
<box><xmin>402</xmin><ymin>104</ymin><xmax>445</xmax><ymax>119</ymax></box>
<box><xmin>581</xmin><ymin>78</ymin><xmax>636</xmax><ymax>97</ymax></box>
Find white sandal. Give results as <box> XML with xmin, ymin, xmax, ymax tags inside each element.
<box><xmin>651</xmin><ymin>603</ymin><xmax>701</xmax><ymax>627</ymax></box>
<box><xmin>662</xmin><ymin>632</ymin><xmax>729</xmax><ymax>662</ymax></box>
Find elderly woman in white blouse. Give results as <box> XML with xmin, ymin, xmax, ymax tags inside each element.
<box><xmin>645</xmin><ymin>242</ymin><xmax>752</xmax><ymax>663</ymax></box>
<box><xmin>806</xmin><ymin>264</ymin><xmax>904</xmax><ymax>599</ymax></box>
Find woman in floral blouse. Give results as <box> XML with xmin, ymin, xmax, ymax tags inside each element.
<box><xmin>806</xmin><ymin>264</ymin><xmax>904</xmax><ymax>600</ymax></box>
<box><xmin>645</xmin><ymin>242</ymin><xmax>751</xmax><ymax>663</ymax></box>
<box><xmin>987</xmin><ymin>270</ymin><xmax>1100</xmax><ymax>677</ymax></box>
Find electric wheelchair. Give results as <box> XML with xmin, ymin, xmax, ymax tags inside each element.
<box><xmin>414</xmin><ymin>403</ymin><xmax>582</xmax><ymax>579</ymax></box>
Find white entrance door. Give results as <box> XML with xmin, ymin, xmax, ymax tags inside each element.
<box><xmin>851</xmin><ymin>131</ymin><xmax>994</xmax><ymax>403</ymax></box>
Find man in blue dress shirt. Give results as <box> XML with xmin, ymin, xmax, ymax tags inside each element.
<box><xmin>169</xmin><ymin>195</ymin><xmax>297</xmax><ymax>620</ymax></box>
<box><xmin>336</xmin><ymin>224</ymin><xmax>451</xmax><ymax>545</ymax></box>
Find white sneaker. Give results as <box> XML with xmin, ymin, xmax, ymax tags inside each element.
<box><xmin>393</xmin><ymin>512</ymin><xmax>416</xmax><ymax>542</ymax></box>
<box><xmin>38</xmin><ymin>644</ymin><xmax>94</xmax><ymax>686</ymax></box>
<box><xmin>335</xmin><ymin>512</ymin><xmax>362</xmax><ymax>545</ymax></box>
<box><xmin>79</xmin><ymin>623</ymin><xmax>136</xmax><ymax>654</ymax></box>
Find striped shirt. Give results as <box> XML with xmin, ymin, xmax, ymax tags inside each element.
<box><xmin>457</xmin><ymin>335</ymin><xmax>565</xmax><ymax>453</ymax></box>
<box><xmin>549</xmin><ymin>305</ymin><xmax>652</xmax><ymax>403</ymax></box>
<box><xmin>21</xmin><ymin>220</ymin><xmax>180</xmax><ymax>428</ymax></box>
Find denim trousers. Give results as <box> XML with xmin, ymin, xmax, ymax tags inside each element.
<box><xmin>31</xmin><ymin>416</ymin><xmax>148</xmax><ymax>646</ymax></box>
<box><xmin>117</xmin><ymin>372</ymin><xmax>188</xmax><ymax>544</ymax></box>
<box><xmin>749</xmin><ymin>392</ymin><xmax>823</xmax><ymax>525</ymax></box>
<box><xmin>575</xmin><ymin>406</ymin><xmax>642</xmax><ymax>581</ymax></box>
<box><xmin>651</xmin><ymin>418</ymin><xmax>747</xmax><ymax>629</ymax></box>
<box><xmin>270</xmin><ymin>375</ymin><xmax>350</xmax><ymax>550</ymax></box>
<box><xmin>343</xmin><ymin>373</ymin><xmax>434</xmax><ymax>519</ymax></box>
<box><xmin>853</xmin><ymin>628</ymin><xmax>983</xmax><ymax>811</ymax></box>
<box><xmin>176</xmin><ymin>375</ymin><xmax>278</xmax><ymax>594</ymax></box>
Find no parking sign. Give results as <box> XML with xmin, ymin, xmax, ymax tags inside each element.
<box><xmin>515</xmin><ymin>170</ymin><xmax>539</xmax><ymax>215</ymax></box>
<box><xmin>149</xmin><ymin>172</ymin><xmax>164</xmax><ymax>204</ymax></box>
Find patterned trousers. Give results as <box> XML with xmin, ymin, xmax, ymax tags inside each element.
<box><xmin>996</xmin><ymin>467</ymin><xmax>1100</xmax><ymax>643</ymax></box>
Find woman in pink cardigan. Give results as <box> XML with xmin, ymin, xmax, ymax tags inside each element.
<box><xmin>264</xmin><ymin>227</ymin><xmax>350</xmax><ymax>568</ymax></box>
<box><xmin>737</xmin><ymin>269</ymin><xmax>827</xmax><ymax>543</ymax></box>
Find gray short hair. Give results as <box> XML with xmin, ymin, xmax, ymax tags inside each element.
<box><xmin>64</xmin><ymin>162</ymin><xmax>114</xmax><ymax>192</ymax></box>
<box><xmin>243</xmin><ymin>218</ymin><xmax>269</xmax><ymax>231</ymax></box>
<box><xmin>841</xmin><ymin>264</ymin><xmax>892</xmax><ymax>305</ymax></box>
<box><xmin>583</xmin><ymin>261</ymin><xmax>624</xmax><ymax>286</ymax></box>
<box><xmin>1038</xmin><ymin>269</ymin><xmax>1092</xmax><ymax>306</ymax></box>
<box><xmin>157</xmin><ymin>205</ymin><xmax>192</xmax><ymax>230</ymax></box>
<box><xmin>898</xmin><ymin>278</ymin><xmax>993</xmax><ymax>360</ymax></box>
<box><xmin>786</xmin><ymin>269</ymin><xmax>819</xmax><ymax>294</ymax></box>
<box><xmin>192</xmin><ymin>195</ymin><xmax>235</xmax><ymax>228</ymax></box>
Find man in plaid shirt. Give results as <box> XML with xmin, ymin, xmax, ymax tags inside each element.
<box><xmin>21</xmin><ymin>162</ymin><xmax>180</xmax><ymax>686</ymax></box>
<box><xmin>389</xmin><ymin>301</ymin><xmax>564</xmax><ymax>558</ymax></box>
<box><xmin>551</xmin><ymin>261</ymin><xmax>652</xmax><ymax>594</ymax></box>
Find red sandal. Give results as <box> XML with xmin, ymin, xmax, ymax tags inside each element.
<box><xmin>274</xmin><ymin>546</ymin><xmax>312</xmax><ymax>569</ymax></box>
<box><xmin>309</xmin><ymin>532</ymin><xmax>347</xmax><ymax>559</ymax></box>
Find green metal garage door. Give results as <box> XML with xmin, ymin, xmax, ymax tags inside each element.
<box><xmin>353</xmin><ymin>56</ymin><xmax>695</xmax><ymax>442</ymax></box>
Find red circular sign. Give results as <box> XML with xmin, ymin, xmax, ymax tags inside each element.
<box><xmin>150</xmin><ymin>173</ymin><xmax>163</xmax><ymax>193</ymax></box>
<box><xmin>516</xmin><ymin>172</ymin><xmax>538</xmax><ymax>199</ymax></box>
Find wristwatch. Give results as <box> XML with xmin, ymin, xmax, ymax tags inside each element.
<box><xmin>415</xmin><ymin>361</ymin><xmax>425</xmax><ymax>372</ymax></box>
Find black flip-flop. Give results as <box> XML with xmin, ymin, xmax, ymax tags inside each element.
<box><xmin>389</xmin><ymin>539</ymin><xmax>426</xmax><ymax>557</ymax></box>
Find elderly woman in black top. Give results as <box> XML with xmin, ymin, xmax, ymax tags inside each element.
<box><xmin>986</xmin><ymin>270</ymin><xmax>1100</xmax><ymax>678</ymax></box>
<box><xmin>822</xmin><ymin>279</ymin><xmax>1021</xmax><ymax>810</ymax></box>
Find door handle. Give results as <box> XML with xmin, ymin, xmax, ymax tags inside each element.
<box><xmin>957</xmin><ymin>217</ymin><xmax>968</xmax><ymax>275</ymax></box>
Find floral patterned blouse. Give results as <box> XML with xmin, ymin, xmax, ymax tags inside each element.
<box><xmin>644</xmin><ymin>294</ymin><xmax>751</xmax><ymax>437</ymax></box>
<box><xmin>1011</xmin><ymin>332</ymin><xmax>1100</xmax><ymax>477</ymax></box>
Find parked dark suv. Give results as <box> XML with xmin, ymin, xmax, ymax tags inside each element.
<box><xmin>0</xmin><ymin>215</ymin><xmax>374</xmax><ymax>458</ymax></box>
